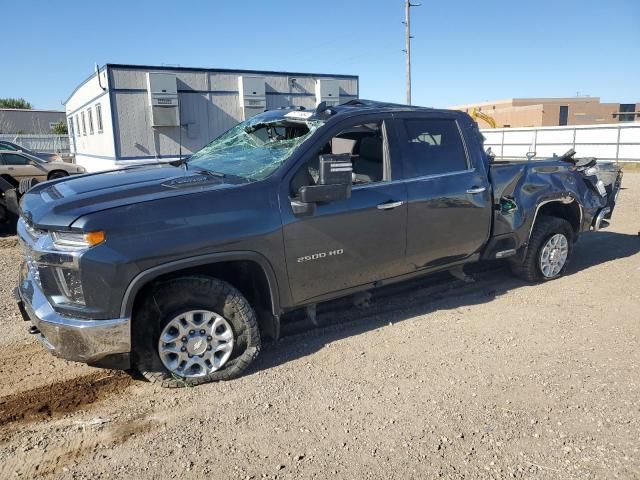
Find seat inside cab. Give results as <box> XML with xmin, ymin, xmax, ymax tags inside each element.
<box><xmin>291</xmin><ymin>123</ymin><xmax>384</xmax><ymax>197</ymax></box>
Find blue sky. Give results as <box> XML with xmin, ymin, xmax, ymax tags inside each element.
<box><xmin>1</xmin><ymin>0</ymin><xmax>638</xmax><ymax>110</ymax></box>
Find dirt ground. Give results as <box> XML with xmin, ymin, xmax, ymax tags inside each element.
<box><xmin>0</xmin><ymin>173</ymin><xmax>638</xmax><ymax>480</ymax></box>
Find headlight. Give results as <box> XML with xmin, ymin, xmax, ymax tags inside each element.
<box><xmin>51</xmin><ymin>231</ymin><xmax>105</xmax><ymax>250</ymax></box>
<box><xmin>77</xmin><ymin>166</ymin><xmax>87</xmax><ymax>173</ymax></box>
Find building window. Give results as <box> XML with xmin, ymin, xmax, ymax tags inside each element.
<box><xmin>618</xmin><ymin>104</ymin><xmax>636</xmax><ymax>122</ymax></box>
<box><xmin>87</xmin><ymin>107</ymin><xmax>94</xmax><ymax>135</ymax></box>
<box><xmin>81</xmin><ymin>111</ymin><xmax>87</xmax><ymax>136</ymax></box>
<box><xmin>68</xmin><ymin>118</ymin><xmax>74</xmax><ymax>137</ymax></box>
<box><xmin>559</xmin><ymin>105</ymin><xmax>569</xmax><ymax>126</ymax></box>
<box><xmin>95</xmin><ymin>103</ymin><xmax>103</xmax><ymax>132</ymax></box>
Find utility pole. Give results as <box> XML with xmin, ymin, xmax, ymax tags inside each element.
<box><xmin>403</xmin><ymin>0</ymin><xmax>420</xmax><ymax>105</ymax></box>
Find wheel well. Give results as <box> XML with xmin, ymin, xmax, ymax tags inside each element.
<box><xmin>132</xmin><ymin>260</ymin><xmax>279</xmax><ymax>340</ymax></box>
<box><xmin>536</xmin><ymin>201</ymin><xmax>581</xmax><ymax>235</ymax></box>
<box><xmin>47</xmin><ymin>170</ymin><xmax>68</xmax><ymax>180</ymax></box>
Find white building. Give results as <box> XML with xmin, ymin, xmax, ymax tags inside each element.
<box><xmin>64</xmin><ymin>64</ymin><xmax>359</xmax><ymax>172</ymax></box>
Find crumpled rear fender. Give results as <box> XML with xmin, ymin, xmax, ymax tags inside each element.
<box><xmin>490</xmin><ymin>160</ymin><xmax>617</xmax><ymax>253</ymax></box>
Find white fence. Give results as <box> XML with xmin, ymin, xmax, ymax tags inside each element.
<box><xmin>481</xmin><ymin>123</ymin><xmax>640</xmax><ymax>163</ymax></box>
<box><xmin>0</xmin><ymin>134</ymin><xmax>70</xmax><ymax>154</ymax></box>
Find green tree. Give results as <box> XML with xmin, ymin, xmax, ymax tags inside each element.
<box><xmin>0</xmin><ymin>98</ymin><xmax>33</xmax><ymax>109</ymax></box>
<box><xmin>51</xmin><ymin>121</ymin><xmax>68</xmax><ymax>135</ymax></box>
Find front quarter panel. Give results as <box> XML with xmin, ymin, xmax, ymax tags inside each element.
<box><xmin>72</xmin><ymin>179</ymin><xmax>289</xmax><ymax>319</ymax></box>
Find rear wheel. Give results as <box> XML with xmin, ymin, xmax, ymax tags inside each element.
<box><xmin>133</xmin><ymin>276</ymin><xmax>261</xmax><ymax>388</ymax></box>
<box><xmin>511</xmin><ymin>216</ymin><xmax>573</xmax><ymax>283</ymax></box>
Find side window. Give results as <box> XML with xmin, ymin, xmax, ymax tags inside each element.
<box><xmin>95</xmin><ymin>103</ymin><xmax>103</xmax><ymax>132</ymax></box>
<box><xmin>3</xmin><ymin>154</ymin><xmax>30</xmax><ymax>165</ymax></box>
<box><xmin>0</xmin><ymin>142</ymin><xmax>18</xmax><ymax>151</ymax></box>
<box><xmin>290</xmin><ymin>121</ymin><xmax>386</xmax><ymax>196</ymax></box>
<box><xmin>87</xmin><ymin>107</ymin><xmax>94</xmax><ymax>135</ymax></box>
<box><xmin>401</xmin><ymin>118</ymin><xmax>468</xmax><ymax>177</ymax></box>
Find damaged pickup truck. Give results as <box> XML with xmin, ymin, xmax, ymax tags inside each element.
<box><xmin>15</xmin><ymin>100</ymin><xmax>622</xmax><ymax>387</ymax></box>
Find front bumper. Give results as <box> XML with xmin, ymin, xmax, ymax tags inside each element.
<box><xmin>16</xmin><ymin>221</ymin><xmax>131</xmax><ymax>369</ymax></box>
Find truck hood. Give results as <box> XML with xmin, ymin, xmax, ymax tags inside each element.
<box><xmin>20</xmin><ymin>163</ymin><xmax>237</xmax><ymax>229</ymax></box>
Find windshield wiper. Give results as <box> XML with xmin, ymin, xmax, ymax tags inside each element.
<box><xmin>194</xmin><ymin>168</ymin><xmax>226</xmax><ymax>178</ymax></box>
<box><xmin>184</xmin><ymin>161</ymin><xmax>225</xmax><ymax>178</ymax></box>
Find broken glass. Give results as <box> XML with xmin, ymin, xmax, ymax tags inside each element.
<box><xmin>188</xmin><ymin>115</ymin><xmax>324</xmax><ymax>182</ymax></box>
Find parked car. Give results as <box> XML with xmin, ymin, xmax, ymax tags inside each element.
<box><xmin>0</xmin><ymin>140</ymin><xmax>62</xmax><ymax>163</ymax></box>
<box><xmin>0</xmin><ymin>150</ymin><xmax>85</xmax><ymax>186</ymax></box>
<box><xmin>14</xmin><ymin>100</ymin><xmax>622</xmax><ymax>387</ymax></box>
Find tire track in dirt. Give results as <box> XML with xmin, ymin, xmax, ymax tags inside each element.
<box><xmin>0</xmin><ymin>371</ymin><xmax>133</xmax><ymax>429</ymax></box>
<box><xmin>0</xmin><ymin>411</ymin><xmax>162</xmax><ymax>478</ymax></box>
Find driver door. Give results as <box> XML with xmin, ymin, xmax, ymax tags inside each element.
<box><xmin>279</xmin><ymin>115</ymin><xmax>408</xmax><ymax>304</ymax></box>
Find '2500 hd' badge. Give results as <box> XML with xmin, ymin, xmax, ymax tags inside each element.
<box><xmin>297</xmin><ymin>249</ymin><xmax>344</xmax><ymax>263</ymax></box>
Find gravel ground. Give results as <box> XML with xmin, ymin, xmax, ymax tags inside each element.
<box><xmin>0</xmin><ymin>172</ymin><xmax>638</xmax><ymax>479</ymax></box>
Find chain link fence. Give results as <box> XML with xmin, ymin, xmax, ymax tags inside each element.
<box><xmin>0</xmin><ymin>134</ymin><xmax>70</xmax><ymax>154</ymax></box>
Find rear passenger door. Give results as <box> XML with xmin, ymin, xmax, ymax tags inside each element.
<box><xmin>394</xmin><ymin>113</ymin><xmax>492</xmax><ymax>269</ymax></box>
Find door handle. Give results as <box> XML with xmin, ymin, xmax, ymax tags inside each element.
<box><xmin>377</xmin><ymin>201</ymin><xmax>404</xmax><ymax>210</ymax></box>
<box><xmin>466</xmin><ymin>186</ymin><xmax>486</xmax><ymax>194</ymax></box>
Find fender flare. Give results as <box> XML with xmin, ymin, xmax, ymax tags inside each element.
<box><xmin>527</xmin><ymin>195</ymin><xmax>582</xmax><ymax>241</ymax></box>
<box><xmin>120</xmin><ymin>251</ymin><xmax>281</xmax><ymax>318</ymax></box>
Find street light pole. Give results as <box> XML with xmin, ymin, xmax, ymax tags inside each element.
<box><xmin>404</xmin><ymin>0</ymin><xmax>420</xmax><ymax>105</ymax></box>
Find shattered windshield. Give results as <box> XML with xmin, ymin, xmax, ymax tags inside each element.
<box><xmin>188</xmin><ymin>114</ymin><xmax>323</xmax><ymax>182</ymax></box>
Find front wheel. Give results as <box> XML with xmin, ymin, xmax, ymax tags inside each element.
<box><xmin>133</xmin><ymin>276</ymin><xmax>261</xmax><ymax>388</ymax></box>
<box><xmin>511</xmin><ymin>217</ymin><xmax>573</xmax><ymax>283</ymax></box>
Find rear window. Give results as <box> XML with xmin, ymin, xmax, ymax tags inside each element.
<box><xmin>401</xmin><ymin>118</ymin><xmax>468</xmax><ymax>177</ymax></box>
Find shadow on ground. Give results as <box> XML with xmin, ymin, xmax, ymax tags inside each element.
<box><xmin>250</xmin><ymin>230</ymin><xmax>640</xmax><ymax>375</ymax></box>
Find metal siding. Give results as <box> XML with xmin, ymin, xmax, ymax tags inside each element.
<box><xmin>113</xmin><ymin>92</ymin><xmax>154</xmax><ymax>158</ymax></box>
<box><xmin>112</xmin><ymin>68</ymin><xmax>208</xmax><ymax>91</ymax></box>
<box><xmin>289</xmin><ymin>77</ymin><xmax>315</xmax><ymax>95</ymax></box>
<box><xmin>178</xmin><ymin>92</ymin><xmax>210</xmax><ymax>153</ymax></box>
<box><xmin>266</xmin><ymin>95</ymin><xmax>292</xmax><ymax>110</ymax></box>
<box><xmin>208</xmin><ymin>94</ymin><xmax>243</xmax><ymax>139</ymax></box>
<box><xmin>338</xmin><ymin>78</ymin><xmax>357</xmax><ymax>97</ymax></box>
<box><xmin>210</xmin><ymin>73</ymin><xmax>239</xmax><ymax>91</ymax></box>
<box><xmin>111</xmin><ymin>69</ymin><xmax>147</xmax><ymax>90</ymax></box>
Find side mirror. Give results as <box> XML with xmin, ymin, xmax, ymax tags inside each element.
<box><xmin>298</xmin><ymin>153</ymin><xmax>353</xmax><ymax>204</ymax></box>
<box><xmin>300</xmin><ymin>183</ymin><xmax>351</xmax><ymax>203</ymax></box>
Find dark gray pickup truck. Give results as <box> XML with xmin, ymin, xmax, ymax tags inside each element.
<box><xmin>15</xmin><ymin>100</ymin><xmax>622</xmax><ymax>387</ymax></box>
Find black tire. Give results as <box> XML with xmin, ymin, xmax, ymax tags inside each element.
<box><xmin>511</xmin><ymin>216</ymin><xmax>574</xmax><ymax>283</ymax></box>
<box><xmin>133</xmin><ymin>276</ymin><xmax>261</xmax><ymax>388</ymax></box>
<box><xmin>48</xmin><ymin>171</ymin><xmax>68</xmax><ymax>180</ymax></box>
